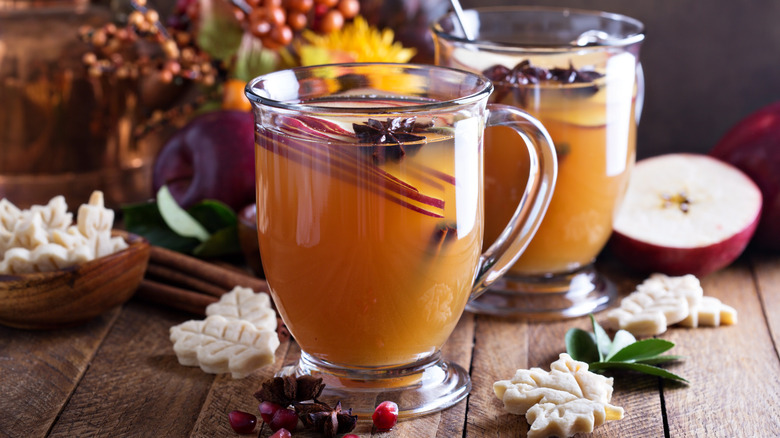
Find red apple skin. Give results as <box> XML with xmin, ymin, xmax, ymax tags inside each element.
<box><xmin>609</xmin><ymin>211</ymin><xmax>760</xmax><ymax>278</ymax></box>
<box><xmin>710</xmin><ymin>101</ymin><xmax>780</xmax><ymax>251</ymax></box>
<box><xmin>152</xmin><ymin>110</ymin><xmax>255</xmax><ymax>210</ymax></box>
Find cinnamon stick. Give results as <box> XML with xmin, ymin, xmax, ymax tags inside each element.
<box><xmin>136</xmin><ymin>279</ymin><xmax>218</xmax><ymax>316</ymax></box>
<box><xmin>149</xmin><ymin>245</ymin><xmax>269</xmax><ymax>293</ymax></box>
<box><xmin>145</xmin><ymin>263</ymin><xmax>228</xmax><ymax>298</ymax></box>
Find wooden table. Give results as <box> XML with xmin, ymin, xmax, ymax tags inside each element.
<box><xmin>2</xmin><ymin>251</ymin><xmax>779</xmax><ymax>437</ymax></box>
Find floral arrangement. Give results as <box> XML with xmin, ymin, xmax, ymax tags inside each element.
<box><xmin>80</xmin><ymin>0</ymin><xmax>418</xmax><ymax>113</ymax></box>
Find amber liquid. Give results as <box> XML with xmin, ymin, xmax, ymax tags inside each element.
<box><xmin>255</xmin><ymin>110</ymin><xmax>483</xmax><ymax>367</ymax></box>
<box><xmin>484</xmin><ymin>79</ymin><xmax>636</xmax><ymax>275</ymax></box>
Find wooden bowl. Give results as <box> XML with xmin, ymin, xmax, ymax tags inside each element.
<box><xmin>0</xmin><ymin>230</ymin><xmax>150</xmax><ymax>329</ymax></box>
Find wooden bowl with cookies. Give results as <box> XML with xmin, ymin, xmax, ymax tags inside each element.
<box><xmin>0</xmin><ymin>230</ymin><xmax>150</xmax><ymax>329</ymax></box>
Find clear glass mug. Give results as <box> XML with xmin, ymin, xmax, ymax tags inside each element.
<box><xmin>245</xmin><ymin>63</ymin><xmax>556</xmax><ymax>417</ymax></box>
<box><xmin>433</xmin><ymin>7</ymin><xmax>645</xmax><ymax>319</ymax></box>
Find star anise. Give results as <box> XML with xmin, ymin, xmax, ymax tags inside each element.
<box><xmin>253</xmin><ymin>375</ymin><xmax>326</xmax><ymax>407</ymax></box>
<box><xmin>482</xmin><ymin>59</ymin><xmax>604</xmax><ymax>106</ymax></box>
<box><xmin>509</xmin><ymin>60</ymin><xmax>552</xmax><ymax>85</ymax></box>
<box><xmin>549</xmin><ymin>61</ymin><xmax>604</xmax><ymax>84</ymax></box>
<box><xmin>298</xmin><ymin>400</ymin><xmax>358</xmax><ymax>438</ymax></box>
<box><xmin>353</xmin><ymin>117</ymin><xmax>432</xmax><ymax>164</ymax></box>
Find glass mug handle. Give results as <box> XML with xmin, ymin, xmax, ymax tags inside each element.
<box><xmin>471</xmin><ymin>104</ymin><xmax>558</xmax><ymax>299</ymax></box>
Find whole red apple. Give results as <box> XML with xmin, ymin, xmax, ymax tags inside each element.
<box><xmin>710</xmin><ymin>101</ymin><xmax>780</xmax><ymax>251</ymax></box>
<box><xmin>153</xmin><ymin>110</ymin><xmax>255</xmax><ymax>210</ymax></box>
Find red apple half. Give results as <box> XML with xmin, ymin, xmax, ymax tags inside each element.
<box><xmin>610</xmin><ymin>153</ymin><xmax>762</xmax><ymax>277</ymax></box>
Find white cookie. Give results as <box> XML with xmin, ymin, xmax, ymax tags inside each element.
<box><xmin>205</xmin><ymin>286</ymin><xmax>277</xmax><ymax>332</ymax></box>
<box><xmin>170</xmin><ymin>315</ymin><xmax>280</xmax><ymax>379</ymax></box>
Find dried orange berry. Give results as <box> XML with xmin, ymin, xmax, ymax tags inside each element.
<box><xmin>287</xmin><ymin>11</ymin><xmax>307</xmax><ymax>30</ymax></box>
<box><xmin>337</xmin><ymin>0</ymin><xmax>359</xmax><ymax>19</ymax></box>
<box><xmin>270</xmin><ymin>24</ymin><xmax>293</xmax><ymax>45</ymax></box>
<box><xmin>319</xmin><ymin>9</ymin><xmax>343</xmax><ymax>33</ymax></box>
<box><xmin>286</xmin><ymin>0</ymin><xmax>313</xmax><ymax>12</ymax></box>
<box><xmin>145</xmin><ymin>9</ymin><xmax>160</xmax><ymax>24</ymax></box>
<box><xmin>82</xmin><ymin>52</ymin><xmax>98</xmax><ymax>65</ymax></box>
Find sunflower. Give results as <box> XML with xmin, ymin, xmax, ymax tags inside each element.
<box><xmin>296</xmin><ymin>16</ymin><xmax>416</xmax><ymax>66</ymax></box>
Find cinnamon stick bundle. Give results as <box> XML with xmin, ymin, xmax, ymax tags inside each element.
<box><xmin>149</xmin><ymin>246</ymin><xmax>269</xmax><ymax>293</ymax></box>
<box><xmin>136</xmin><ymin>280</ymin><xmax>218</xmax><ymax>315</ymax></box>
<box><xmin>135</xmin><ymin>245</ymin><xmax>270</xmax><ymax>316</ymax></box>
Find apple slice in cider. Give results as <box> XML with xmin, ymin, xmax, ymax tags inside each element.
<box><xmin>610</xmin><ymin>153</ymin><xmax>762</xmax><ymax>277</ymax></box>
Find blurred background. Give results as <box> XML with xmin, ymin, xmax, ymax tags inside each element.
<box><xmin>2</xmin><ymin>0</ymin><xmax>778</xmax><ymax>209</ymax></box>
<box><xmin>460</xmin><ymin>0</ymin><xmax>780</xmax><ymax>159</ymax></box>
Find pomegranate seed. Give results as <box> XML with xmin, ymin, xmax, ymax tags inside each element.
<box><xmin>228</xmin><ymin>410</ymin><xmax>257</xmax><ymax>434</ymax></box>
<box><xmin>372</xmin><ymin>400</ymin><xmax>399</xmax><ymax>431</ymax></box>
<box><xmin>258</xmin><ymin>401</ymin><xmax>283</xmax><ymax>423</ymax></box>
<box><xmin>269</xmin><ymin>408</ymin><xmax>299</xmax><ymax>432</ymax></box>
<box><xmin>270</xmin><ymin>428</ymin><xmax>292</xmax><ymax>438</ymax></box>
<box><xmin>343</xmin><ymin>435</ymin><xmax>360</xmax><ymax>438</ymax></box>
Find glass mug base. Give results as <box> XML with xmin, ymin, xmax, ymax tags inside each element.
<box><xmin>466</xmin><ymin>264</ymin><xmax>617</xmax><ymax>320</ymax></box>
<box><xmin>277</xmin><ymin>351</ymin><xmax>471</xmax><ymax>418</ymax></box>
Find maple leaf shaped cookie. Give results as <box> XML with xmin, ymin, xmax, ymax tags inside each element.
<box><xmin>170</xmin><ymin>286</ymin><xmax>280</xmax><ymax>378</ymax></box>
<box><xmin>205</xmin><ymin>286</ymin><xmax>277</xmax><ymax>332</ymax></box>
<box><xmin>679</xmin><ymin>296</ymin><xmax>737</xmax><ymax>328</ymax></box>
<box><xmin>604</xmin><ymin>273</ymin><xmax>704</xmax><ymax>336</ymax></box>
<box><xmin>76</xmin><ymin>191</ymin><xmax>127</xmax><ymax>258</ymax></box>
<box><xmin>0</xmin><ymin>248</ymin><xmax>34</xmax><ymax>274</ymax></box>
<box><xmin>494</xmin><ymin>353</ymin><xmax>624</xmax><ymax>438</ymax></box>
<box><xmin>8</xmin><ymin>211</ymin><xmax>50</xmax><ymax>251</ymax></box>
<box><xmin>0</xmin><ymin>198</ymin><xmax>22</xmax><ymax>232</ymax></box>
<box><xmin>31</xmin><ymin>195</ymin><xmax>72</xmax><ymax>231</ymax></box>
<box><xmin>0</xmin><ymin>191</ymin><xmax>126</xmax><ymax>274</ymax></box>
<box><xmin>0</xmin><ymin>198</ymin><xmax>22</xmax><ymax>255</ymax></box>
<box><xmin>170</xmin><ymin>315</ymin><xmax>280</xmax><ymax>379</ymax></box>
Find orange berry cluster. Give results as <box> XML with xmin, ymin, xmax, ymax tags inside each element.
<box><xmin>237</xmin><ymin>0</ymin><xmax>360</xmax><ymax>49</ymax></box>
<box><xmin>80</xmin><ymin>0</ymin><xmax>217</xmax><ymax>86</ymax></box>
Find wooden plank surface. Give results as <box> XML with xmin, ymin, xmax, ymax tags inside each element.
<box><xmin>1</xmin><ymin>254</ymin><xmax>779</xmax><ymax>438</ymax></box>
<box><xmin>47</xmin><ymin>301</ymin><xmax>213</xmax><ymax>438</ymax></box>
<box><xmin>662</xmin><ymin>260</ymin><xmax>780</xmax><ymax>436</ymax></box>
<box><xmin>753</xmin><ymin>253</ymin><xmax>780</xmax><ymax>348</ymax></box>
<box><xmin>0</xmin><ymin>308</ymin><xmax>119</xmax><ymax>438</ymax></box>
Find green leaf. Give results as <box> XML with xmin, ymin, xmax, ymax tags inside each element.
<box><xmin>636</xmin><ymin>355</ymin><xmax>685</xmax><ymax>365</ymax></box>
<box><xmin>193</xmin><ymin>225</ymin><xmax>240</xmax><ymax>258</ymax></box>
<box><xmin>589</xmin><ymin>361</ymin><xmax>688</xmax><ymax>383</ymax></box>
<box><xmin>565</xmin><ymin>328</ymin><xmax>600</xmax><ymax>364</ymax></box>
<box><xmin>187</xmin><ymin>200</ymin><xmax>237</xmax><ymax>234</ymax></box>
<box><xmin>157</xmin><ymin>186</ymin><xmax>210</xmax><ymax>242</ymax></box>
<box><xmin>233</xmin><ymin>34</ymin><xmax>279</xmax><ymax>82</ymax></box>
<box><xmin>196</xmin><ymin>0</ymin><xmax>244</xmax><ymax>61</ymax></box>
<box><xmin>590</xmin><ymin>314</ymin><xmax>610</xmax><ymax>362</ymax></box>
<box><xmin>121</xmin><ymin>201</ymin><xmax>199</xmax><ymax>253</ymax></box>
<box><xmin>608</xmin><ymin>338</ymin><xmax>676</xmax><ymax>363</ymax></box>
<box><xmin>605</xmin><ymin>330</ymin><xmax>637</xmax><ymax>361</ymax></box>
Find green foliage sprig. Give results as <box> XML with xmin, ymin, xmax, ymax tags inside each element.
<box><xmin>566</xmin><ymin>315</ymin><xmax>688</xmax><ymax>383</ymax></box>
<box><xmin>122</xmin><ymin>186</ymin><xmax>240</xmax><ymax>258</ymax></box>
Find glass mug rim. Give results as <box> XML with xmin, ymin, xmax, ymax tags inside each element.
<box><xmin>244</xmin><ymin>62</ymin><xmax>494</xmax><ymax>117</ymax></box>
<box><xmin>431</xmin><ymin>5</ymin><xmax>645</xmax><ymax>52</ymax></box>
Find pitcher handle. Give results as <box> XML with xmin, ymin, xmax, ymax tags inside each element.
<box><xmin>471</xmin><ymin>104</ymin><xmax>558</xmax><ymax>299</ymax></box>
